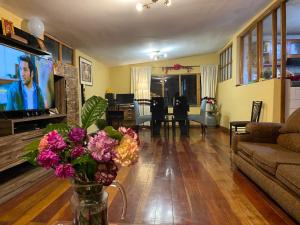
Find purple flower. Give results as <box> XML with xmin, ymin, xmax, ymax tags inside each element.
<box><xmin>37</xmin><ymin>150</ymin><xmax>59</xmax><ymax>169</ymax></box>
<box><xmin>47</xmin><ymin>130</ymin><xmax>67</xmax><ymax>152</ymax></box>
<box><xmin>55</xmin><ymin>163</ymin><xmax>75</xmax><ymax>178</ymax></box>
<box><xmin>88</xmin><ymin>131</ymin><xmax>117</xmax><ymax>162</ymax></box>
<box><xmin>94</xmin><ymin>161</ymin><xmax>118</xmax><ymax>186</ymax></box>
<box><xmin>68</xmin><ymin>127</ymin><xmax>86</xmax><ymax>144</ymax></box>
<box><xmin>71</xmin><ymin>146</ymin><xmax>85</xmax><ymax>158</ymax></box>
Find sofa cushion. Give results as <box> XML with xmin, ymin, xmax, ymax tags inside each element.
<box><xmin>277</xmin><ymin>133</ymin><xmax>300</xmax><ymax>153</ymax></box>
<box><xmin>252</xmin><ymin>146</ymin><xmax>300</xmax><ymax>175</ymax></box>
<box><xmin>276</xmin><ymin>164</ymin><xmax>300</xmax><ymax>196</ymax></box>
<box><xmin>237</xmin><ymin>142</ymin><xmax>258</xmax><ymax>158</ymax></box>
<box><xmin>279</xmin><ymin>108</ymin><xmax>300</xmax><ymax>133</ymax></box>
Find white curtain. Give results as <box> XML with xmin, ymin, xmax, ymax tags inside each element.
<box><xmin>131</xmin><ymin>67</ymin><xmax>151</xmax><ymax>115</ymax></box>
<box><xmin>200</xmin><ymin>65</ymin><xmax>219</xmax><ymax>98</ymax></box>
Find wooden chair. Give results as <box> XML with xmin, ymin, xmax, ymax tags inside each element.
<box><xmin>172</xmin><ymin>96</ymin><xmax>190</xmax><ymax>136</ymax></box>
<box><xmin>150</xmin><ymin>97</ymin><xmax>166</xmax><ymax>136</ymax></box>
<box><xmin>133</xmin><ymin>99</ymin><xmax>151</xmax><ymax>132</ymax></box>
<box><xmin>229</xmin><ymin>101</ymin><xmax>263</xmax><ymax>146</ymax></box>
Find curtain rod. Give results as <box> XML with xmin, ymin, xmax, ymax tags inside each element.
<box><xmin>152</xmin><ymin>65</ymin><xmax>201</xmax><ymax>69</ymax></box>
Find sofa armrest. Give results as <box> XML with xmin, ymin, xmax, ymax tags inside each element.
<box><xmin>245</xmin><ymin>122</ymin><xmax>282</xmax><ymax>142</ymax></box>
<box><xmin>232</xmin><ymin>132</ymin><xmax>253</xmax><ymax>153</ymax></box>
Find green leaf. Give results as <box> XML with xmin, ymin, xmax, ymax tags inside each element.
<box><xmin>22</xmin><ymin>139</ymin><xmax>40</xmax><ymax>165</ymax></box>
<box><xmin>95</xmin><ymin>119</ymin><xmax>108</xmax><ymax>130</ymax></box>
<box><xmin>24</xmin><ymin>139</ymin><xmax>40</xmax><ymax>152</ymax></box>
<box><xmin>81</xmin><ymin>96</ymin><xmax>108</xmax><ymax>130</ymax></box>
<box><xmin>104</xmin><ymin>126</ymin><xmax>123</xmax><ymax>141</ymax></box>
<box><xmin>72</xmin><ymin>154</ymin><xmax>97</xmax><ymax>181</ymax></box>
<box><xmin>22</xmin><ymin>149</ymin><xmax>39</xmax><ymax>166</ymax></box>
<box><xmin>43</xmin><ymin>123</ymin><xmax>70</xmax><ymax>137</ymax></box>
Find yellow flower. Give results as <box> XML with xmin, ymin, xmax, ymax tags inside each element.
<box><xmin>114</xmin><ymin>135</ymin><xmax>139</xmax><ymax>167</ymax></box>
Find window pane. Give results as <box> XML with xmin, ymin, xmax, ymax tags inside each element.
<box><xmin>242</xmin><ymin>34</ymin><xmax>249</xmax><ymax>84</ymax></box>
<box><xmin>262</xmin><ymin>14</ymin><xmax>273</xmax><ymax>80</ymax></box>
<box><xmin>251</xmin><ymin>28</ymin><xmax>258</xmax><ymax>81</ymax></box>
<box><xmin>164</xmin><ymin>75</ymin><xmax>179</xmax><ymax>106</ymax></box>
<box><xmin>150</xmin><ymin>76</ymin><xmax>162</xmax><ymax>97</ymax></box>
<box><xmin>44</xmin><ymin>36</ymin><xmax>59</xmax><ymax>62</ymax></box>
<box><xmin>181</xmin><ymin>75</ymin><xmax>197</xmax><ymax>105</ymax></box>
<box><xmin>277</xmin><ymin>7</ymin><xmax>281</xmax><ymax>78</ymax></box>
<box><xmin>62</xmin><ymin>45</ymin><xmax>73</xmax><ymax>65</ymax></box>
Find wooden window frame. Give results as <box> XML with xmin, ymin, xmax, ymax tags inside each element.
<box><xmin>239</xmin><ymin>1</ymin><xmax>285</xmax><ymax>85</ymax></box>
<box><xmin>219</xmin><ymin>44</ymin><xmax>232</xmax><ymax>82</ymax></box>
<box><xmin>151</xmin><ymin>74</ymin><xmax>201</xmax><ymax>105</ymax></box>
<box><xmin>44</xmin><ymin>33</ymin><xmax>75</xmax><ymax>65</ymax></box>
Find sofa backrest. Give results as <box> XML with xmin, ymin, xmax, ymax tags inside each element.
<box><xmin>277</xmin><ymin>108</ymin><xmax>300</xmax><ymax>152</ymax></box>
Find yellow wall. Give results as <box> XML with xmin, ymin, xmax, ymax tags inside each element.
<box><xmin>109</xmin><ymin>53</ymin><xmax>219</xmax><ymax>115</ymax></box>
<box><xmin>74</xmin><ymin>50</ymin><xmax>110</xmax><ymax>132</ymax></box>
<box><xmin>217</xmin><ymin>0</ymin><xmax>281</xmax><ymax>128</ymax></box>
<box><xmin>110</xmin><ymin>53</ymin><xmax>219</xmax><ymax>93</ymax></box>
<box><xmin>0</xmin><ymin>7</ymin><xmax>22</xmax><ymax>28</ymax></box>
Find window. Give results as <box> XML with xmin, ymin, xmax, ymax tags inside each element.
<box><xmin>44</xmin><ymin>35</ymin><xmax>59</xmax><ymax>62</ymax></box>
<box><xmin>181</xmin><ymin>75</ymin><xmax>197</xmax><ymax>105</ymax></box>
<box><xmin>150</xmin><ymin>74</ymin><xmax>199</xmax><ymax>105</ymax></box>
<box><xmin>164</xmin><ymin>75</ymin><xmax>179</xmax><ymax>106</ymax></box>
<box><xmin>262</xmin><ymin>14</ymin><xmax>273</xmax><ymax>80</ymax></box>
<box><xmin>219</xmin><ymin>45</ymin><xmax>232</xmax><ymax>82</ymax></box>
<box><xmin>44</xmin><ymin>35</ymin><xmax>74</xmax><ymax>65</ymax></box>
<box><xmin>62</xmin><ymin>45</ymin><xmax>73</xmax><ymax>65</ymax></box>
<box><xmin>241</xmin><ymin>27</ymin><xmax>258</xmax><ymax>84</ymax></box>
<box><xmin>239</xmin><ymin>4</ymin><xmax>285</xmax><ymax>84</ymax></box>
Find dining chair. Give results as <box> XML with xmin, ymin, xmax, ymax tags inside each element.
<box><xmin>133</xmin><ymin>100</ymin><xmax>151</xmax><ymax>133</ymax></box>
<box><xmin>172</xmin><ymin>96</ymin><xmax>190</xmax><ymax>136</ymax></box>
<box><xmin>150</xmin><ymin>97</ymin><xmax>166</xmax><ymax>135</ymax></box>
<box><xmin>229</xmin><ymin>100</ymin><xmax>263</xmax><ymax>146</ymax></box>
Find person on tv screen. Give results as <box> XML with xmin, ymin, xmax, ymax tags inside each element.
<box><xmin>6</xmin><ymin>55</ymin><xmax>45</xmax><ymax>111</ymax></box>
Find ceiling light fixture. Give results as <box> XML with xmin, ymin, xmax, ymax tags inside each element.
<box><xmin>150</xmin><ymin>50</ymin><xmax>168</xmax><ymax>61</ymax></box>
<box><xmin>136</xmin><ymin>0</ymin><xmax>172</xmax><ymax>12</ymax></box>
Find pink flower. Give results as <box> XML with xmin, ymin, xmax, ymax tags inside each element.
<box><xmin>94</xmin><ymin>161</ymin><xmax>118</xmax><ymax>186</ymax></box>
<box><xmin>55</xmin><ymin>163</ymin><xmax>75</xmax><ymax>178</ymax></box>
<box><xmin>88</xmin><ymin>131</ymin><xmax>117</xmax><ymax>162</ymax></box>
<box><xmin>71</xmin><ymin>146</ymin><xmax>85</xmax><ymax>158</ymax></box>
<box><xmin>38</xmin><ymin>135</ymin><xmax>48</xmax><ymax>152</ymax></box>
<box><xmin>37</xmin><ymin>150</ymin><xmax>59</xmax><ymax>169</ymax></box>
<box><xmin>68</xmin><ymin>127</ymin><xmax>86</xmax><ymax>144</ymax></box>
<box><xmin>114</xmin><ymin>135</ymin><xmax>139</xmax><ymax>167</ymax></box>
<box><xmin>118</xmin><ymin>127</ymin><xmax>139</xmax><ymax>144</ymax></box>
<box><xmin>47</xmin><ymin>130</ymin><xmax>67</xmax><ymax>152</ymax></box>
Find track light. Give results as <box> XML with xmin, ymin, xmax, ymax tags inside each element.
<box><xmin>136</xmin><ymin>2</ymin><xmax>144</xmax><ymax>12</ymax></box>
<box><xmin>136</xmin><ymin>0</ymin><xmax>172</xmax><ymax>11</ymax></box>
<box><xmin>165</xmin><ymin>0</ymin><xmax>172</xmax><ymax>6</ymax></box>
<box><xmin>149</xmin><ymin>50</ymin><xmax>168</xmax><ymax>61</ymax></box>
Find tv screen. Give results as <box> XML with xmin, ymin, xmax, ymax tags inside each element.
<box><xmin>116</xmin><ymin>94</ymin><xmax>134</xmax><ymax>105</ymax></box>
<box><xmin>0</xmin><ymin>44</ymin><xmax>54</xmax><ymax>112</ymax></box>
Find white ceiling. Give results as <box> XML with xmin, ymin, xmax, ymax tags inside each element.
<box><xmin>0</xmin><ymin>0</ymin><xmax>271</xmax><ymax>66</ymax></box>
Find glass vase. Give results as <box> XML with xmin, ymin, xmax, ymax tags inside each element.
<box><xmin>71</xmin><ymin>182</ymin><xmax>108</xmax><ymax>225</ymax></box>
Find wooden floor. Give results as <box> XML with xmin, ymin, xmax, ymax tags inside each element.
<box><xmin>0</xmin><ymin>128</ymin><xmax>298</xmax><ymax>225</ymax></box>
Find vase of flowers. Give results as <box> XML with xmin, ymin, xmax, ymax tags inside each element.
<box><xmin>23</xmin><ymin>96</ymin><xmax>139</xmax><ymax>225</ymax></box>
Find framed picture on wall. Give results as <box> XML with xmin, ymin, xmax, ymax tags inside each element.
<box><xmin>79</xmin><ymin>57</ymin><xmax>92</xmax><ymax>86</ymax></box>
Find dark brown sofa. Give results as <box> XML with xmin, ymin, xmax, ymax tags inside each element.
<box><xmin>232</xmin><ymin>108</ymin><xmax>300</xmax><ymax>222</ymax></box>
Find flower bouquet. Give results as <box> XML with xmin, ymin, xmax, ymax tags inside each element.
<box><xmin>23</xmin><ymin>96</ymin><xmax>139</xmax><ymax>225</ymax></box>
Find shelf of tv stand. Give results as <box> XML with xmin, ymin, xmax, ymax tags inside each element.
<box><xmin>9</xmin><ymin>114</ymin><xmax>66</xmax><ymax>123</ymax></box>
<box><xmin>0</xmin><ymin>114</ymin><xmax>67</xmax><ymax>136</ymax></box>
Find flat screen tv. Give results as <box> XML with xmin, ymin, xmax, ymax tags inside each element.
<box><xmin>116</xmin><ymin>94</ymin><xmax>134</xmax><ymax>105</ymax></box>
<box><xmin>0</xmin><ymin>44</ymin><xmax>54</xmax><ymax>114</ymax></box>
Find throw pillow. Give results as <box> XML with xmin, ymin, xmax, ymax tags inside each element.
<box><xmin>279</xmin><ymin>108</ymin><xmax>300</xmax><ymax>133</ymax></box>
<box><xmin>277</xmin><ymin>133</ymin><xmax>300</xmax><ymax>152</ymax></box>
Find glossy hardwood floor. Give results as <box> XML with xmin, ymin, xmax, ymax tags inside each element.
<box><xmin>0</xmin><ymin>128</ymin><xmax>298</xmax><ymax>225</ymax></box>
